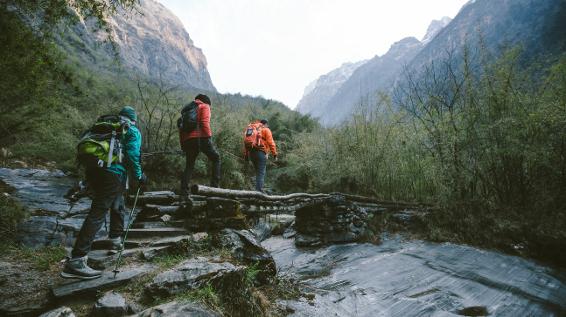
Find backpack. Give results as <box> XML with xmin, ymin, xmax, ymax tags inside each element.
<box><xmin>243</xmin><ymin>122</ymin><xmax>264</xmax><ymax>150</ymax></box>
<box><xmin>177</xmin><ymin>101</ymin><xmax>199</xmax><ymax>132</ymax></box>
<box><xmin>77</xmin><ymin>115</ymin><xmax>130</xmax><ymax>168</ymax></box>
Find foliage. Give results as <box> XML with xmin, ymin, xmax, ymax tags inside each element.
<box><xmin>0</xmin><ymin>193</ymin><xmax>28</xmax><ymax>242</ymax></box>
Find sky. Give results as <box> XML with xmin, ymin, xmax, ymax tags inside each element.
<box><xmin>158</xmin><ymin>0</ymin><xmax>468</xmax><ymax>108</ymax></box>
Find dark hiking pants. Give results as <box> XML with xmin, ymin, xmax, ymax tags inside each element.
<box><xmin>71</xmin><ymin>169</ymin><xmax>125</xmax><ymax>258</ymax></box>
<box><xmin>181</xmin><ymin>137</ymin><xmax>221</xmax><ymax>194</ymax></box>
<box><xmin>250</xmin><ymin>149</ymin><xmax>267</xmax><ymax>192</ymax></box>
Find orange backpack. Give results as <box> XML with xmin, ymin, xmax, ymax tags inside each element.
<box><xmin>243</xmin><ymin>122</ymin><xmax>263</xmax><ymax>150</ymax></box>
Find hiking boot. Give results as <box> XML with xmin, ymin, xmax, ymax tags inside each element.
<box><xmin>60</xmin><ymin>256</ymin><xmax>102</xmax><ymax>280</ymax></box>
<box><xmin>107</xmin><ymin>237</ymin><xmax>123</xmax><ymax>255</ymax></box>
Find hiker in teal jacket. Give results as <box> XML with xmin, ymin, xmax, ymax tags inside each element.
<box><xmin>62</xmin><ymin>106</ymin><xmax>146</xmax><ymax>280</ymax></box>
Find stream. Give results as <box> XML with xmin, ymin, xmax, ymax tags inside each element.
<box><xmin>262</xmin><ymin>236</ymin><xmax>566</xmax><ymax>316</ymax></box>
<box><xmin>1</xmin><ymin>168</ymin><xmax>565</xmax><ymax>316</ymax></box>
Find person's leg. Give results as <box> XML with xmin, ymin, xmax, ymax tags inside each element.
<box><xmin>201</xmin><ymin>138</ymin><xmax>221</xmax><ymax>187</ymax></box>
<box><xmin>250</xmin><ymin>150</ymin><xmax>267</xmax><ymax>192</ymax></box>
<box><xmin>109</xmin><ymin>194</ymin><xmax>125</xmax><ymax>239</ymax></box>
<box><xmin>71</xmin><ymin>170</ymin><xmax>123</xmax><ymax>258</ymax></box>
<box><xmin>180</xmin><ymin>139</ymin><xmax>199</xmax><ymax>195</ymax></box>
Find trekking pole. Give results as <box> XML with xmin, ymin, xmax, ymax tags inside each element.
<box><xmin>113</xmin><ymin>185</ymin><xmax>142</xmax><ymax>278</ymax></box>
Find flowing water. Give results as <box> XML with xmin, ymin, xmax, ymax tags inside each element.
<box><xmin>263</xmin><ymin>236</ymin><xmax>566</xmax><ymax>316</ymax></box>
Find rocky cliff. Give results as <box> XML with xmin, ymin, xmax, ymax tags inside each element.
<box><xmin>295</xmin><ymin>60</ymin><xmax>366</xmax><ymax>118</ymax></box>
<box><xmin>61</xmin><ymin>0</ymin><xmax>215</xmax><ymax>91</ymax></box>
<box><xmin>316</xmin><ymin>37</ymin><xmax>423</xmax><ymax>126</ymax></box>
<box><xmin>298</xmin><ymin>0</ymin><xmax>566</xmax><ymax>126</ymax></box>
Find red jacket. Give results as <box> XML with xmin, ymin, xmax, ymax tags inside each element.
<box><xmin>179</xmin><ymin>100</ymin><xmax>212</xmax><ymax>145</ymax></box>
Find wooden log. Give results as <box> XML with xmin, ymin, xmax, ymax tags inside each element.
<box><xmin>131</xmin><ymin>193</ymin><xmax>179</xmax><ymax>205</ymax></box>
<box><xmin>191</xmin><ymin>185</ymin><xmax>330</xmax><ymax>202</ymax></box>
<box><xmin>332</xmin><ymin>192</ymin><xmax>433</xmax><ymax>209</ymax></box>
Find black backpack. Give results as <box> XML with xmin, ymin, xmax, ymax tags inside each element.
<box><xmin>177</xmin><ymin>101</ymin><xmax>199</xmax><ymax>132</ymax></box>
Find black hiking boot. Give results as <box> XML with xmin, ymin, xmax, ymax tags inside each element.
<box><xmin>60</xmin><ymin>256</ymin><xmax>102</xmax><ymax>280</ymax></box>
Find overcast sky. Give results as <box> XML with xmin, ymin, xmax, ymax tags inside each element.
<box><xmin>158</xmin><ymin>0</ymin><xmax>468</xmax><ymax>108</ymax></box>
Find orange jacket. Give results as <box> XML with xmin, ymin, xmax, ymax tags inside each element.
<box><xmin>179</xmin><ymin>100</ymin><xmax>212</xmax><ymax>145</ymax></box>
<box><xmin>244</xmin><ymin>122</ymin><xmax>277</xmax><ymax>157</ymax></box>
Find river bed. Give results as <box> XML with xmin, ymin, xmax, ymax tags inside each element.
<box><xmin>263</xmin><ymin>235</ymin><xmax>566</xmax><ymax>316</ymax></box>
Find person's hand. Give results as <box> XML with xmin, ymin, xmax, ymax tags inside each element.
<box><xmin>274</xmin><ymin>155</ymin><xmax>278</xmax><ymax>161</ymax></box>
<box><xmin>138</xmin><ymin>173</ymin><xmax>148</xmax><ymax>186</ymax></box>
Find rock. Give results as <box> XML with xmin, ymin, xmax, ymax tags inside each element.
<box><xmin>214</xmin><ymin>229</ymin><xmax>276</xmax><ymax>279</ymax></box>
<box><xmin>295</xmin><ymin>196</ymin><xmax>369</xmax><ymax>247</ymax></box>
<box><xmin>282</xmin><ymin>222</ymin><xmax>296</xmax><ymax>239</ymax></box>
<box><xmin>133</xmin><ymin>301</ymin><xmax>220</xmax><ymax>317</ymax></box>
<box><xmin>457</xmin><ymin>306</ymin><xmax>489</xmax><ymax>316</ymax></box>
<box><xmin>93</xmin><ymin>291</ymin><xmax>128</xmax><ymax>317</ymax></box>
<box><xmin>52</xmin><ymin>265</ymin><xmax>152</xmax><ymax>299</ymax></box>
<box><xmin>267</xmin><ymin>214</ymin><xmax>295</xmax><ymax>236</ymax></box>
<box><xmin>39</xmin><ymin>306</ymin><xmax>75</xmax><ymax>317</ymax></box>
<box><xmin>144</xmin><ymin>257</ymin><xmax>242</xmax><ymax>300</ymax></box>
<box><xmin>251</xmin><ymin>219</ymin><xmax>272</xmax><ymax>241</ymax></box>
<box><xmin>127</xmin><ymin>228</ymin><xmax>189</xmax><ymax>239</ymax></box>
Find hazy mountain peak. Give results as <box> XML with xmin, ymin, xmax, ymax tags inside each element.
<box><xmin>421</xmin><ymin>16</ymin><xmax>452</xmax><ymax>44</ymax></box>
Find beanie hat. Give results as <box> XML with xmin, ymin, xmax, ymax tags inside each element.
<box><xmin>119</xmin><ymin>106</ymin><xmax>137</xmax><ymax>122</ymax></box>
<box><xmin>195</xmin><ymin>94</ymin><xmax>211</xmax><ymax>105</ymax></box>
<box><xmin>260</xmin><ymin>119</ymin><xmax>268</xmax><ymax>125</ymax></box>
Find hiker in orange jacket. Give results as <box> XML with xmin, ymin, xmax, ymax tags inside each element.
<box><xmin>179</xmin><ymin>94</ymin><xmax>221</xmax><ymax>195</ymax></box>
<box><xmin>243</xmin><ymin>119</ymin><xmax>277</xmax><ymax>192</ymax></box>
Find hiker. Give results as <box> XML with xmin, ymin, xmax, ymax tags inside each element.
<box><xmin>243</xmin><ymin>119</ymin><xmax>277</xmax><ymax>192</ymax></box>
<box><xmin>179</xmin><ymin>94</ymin><xmax>221</xmax><ymax>196</ymax></box>
<box><xmin>62</xmin><ymin>106</ymin><xmax>146</xmax><ymax>279</ymax></box>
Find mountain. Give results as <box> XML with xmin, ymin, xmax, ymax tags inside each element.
<box><xmin>304</xmin><ymin>37</ymin><xmax>422</xmax><ymax>126</ymax></box>
<box><xmin>298</xmin><ymin>0</ymin><xmax>566</xmax><ymax>126</ymax></box>
<box><xmin>60</xmin><ymin>0</ymin><xmax>215</xmax><ymax>91</ymax></box>
<box><xmin>297</xmin><ymin>17</ymin><xmax>450</xmax><ymax>126</ymax></box>
<box><xmin>421</xmin><ymin>16</ymin><xmax>452</xmax><ymax>44</ymax></box>
<box><xmin>296</xmin><ymin>61</ymin><xmax>366</xmax><ymax>118</ymax></box>
<box><xmin>406</xmin><ymin>0</ymin><xmax>565</xmax><ymax>77</ymax></box>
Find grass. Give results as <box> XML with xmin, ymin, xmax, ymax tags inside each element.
<box><xmin>175</xmin><ymin>283</ymin><xmax>222</xmax><ymax>311</ymax></box>
<box><xmin>0</xmin><ymin>244</ymin><xmax>67</xmax><ymax>271</ymax></box>
<box><xmin>151</xmin><ymin>253</ymin><xmax>188</xmax><ymax>269</ymax></box>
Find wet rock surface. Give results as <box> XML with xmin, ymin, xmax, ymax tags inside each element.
<box><xmin>144</xmin><ymin>257</ymin><xmax>243</xmax><ymax>300</ymax></box>
<box><xmin>133</xmin><ymin>301</ymin><xmax>220</xmax><ymax>317</ymax></box>
<box><xmin>295</xmin><ymin>196</ymin><xmax>369</xmax><ymax>247</ymax></box>
<box><xmin>38</xmin><ymin>306</ymin><xmax>75</xmax><ymax>317</ymax></box>
<box><xmin>0</xmin><ymin>168</ymin><xmax>104</xmax><ymax>249</ymax></box>
<box><xmin>263</xmin><ymin>236</ymin><xmax>566</xmax><ymax>316</ymax></box>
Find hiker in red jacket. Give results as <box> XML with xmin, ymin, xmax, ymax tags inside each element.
<box><xmin>243</xmin><ymin>119</ymin><xmax>277</xmax><ymax>192</ymax></box>
<box><xmin>179</xmin><ymin>94</ymin><xmax>221</xmax><ymax>196</ymax></box>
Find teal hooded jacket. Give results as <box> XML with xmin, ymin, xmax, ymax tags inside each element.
<box><xmin>106</xmin><ymin>106</ymin><xmax>143</xmax><ymax>180</ymax></box>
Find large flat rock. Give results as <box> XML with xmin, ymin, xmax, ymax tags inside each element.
<box><xmin>52</xmin><ymin>265</ymin><xmax>153</xmax><ymax>300</ymax></box>
<box><xmin>144</xmin><ymin>257</ymin><xmax>242</xmax><ymax>299</ymax></box>
<box><xmin>133</xmin><ymin>301</ymin><xmax>219</xmax><ymax>317</ymax></box>
<box><xmin>127</xmin><ymin>228</ymin><xmax>189</xmax><ymax>239</ymax></box>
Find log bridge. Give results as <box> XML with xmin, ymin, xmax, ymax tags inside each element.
<box><xmin>131</xmin><ymin>185</ymin><xmax>430</xmax><ymax>234</ymax></box>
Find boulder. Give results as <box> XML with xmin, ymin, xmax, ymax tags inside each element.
<box><xmin>93</xmin><ymin>291</ymin><xmax>128</xmax><ymax>317</ymax></box>
<box><xmin>133</xmin><ymin>301</ymin><xmax>219</xmax><ymax>317</ymax></box>
<box><xmin>251</xmin><ymin>219</ymin><xmax>272</xmax><ymax>242</ymax></box>
<box><xmin>38</xmin><ymin>306</ymin><xmax>75</xmax><ymax>317</ymax></box>
<box><xmin>213</xmin><ymin>229</ymin><xmax>276</xmax><ymax>278</ymax></box>
<box><xmin>144</xmin><ymin>257</ymin><xmax>242</xmax><ymax>300</ymax></box>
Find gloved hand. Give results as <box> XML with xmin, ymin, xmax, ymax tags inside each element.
<box><xmin>138</xmin><ymin>173</ymin><xmax>148</xmax><ymax>186</ymax></box>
